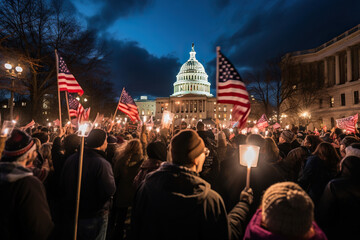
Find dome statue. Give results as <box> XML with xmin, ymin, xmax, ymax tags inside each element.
<box><xmin>171</xmin><ymin>43</ymin><xmax>212</xmax><ymax>97</ymax></box>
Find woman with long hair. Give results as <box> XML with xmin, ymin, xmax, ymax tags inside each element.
<box><xmin>109</xmin><ymin>139</ymin><xmax>144</xmax><ymax>240</ymax></box>
<box><xmin>303</xmin><ymin>135</ymin><xmax>323</xmax><ymax>154</ymax></box>
<box><xmin>298</xmin><ymin>142</ymin><xmax>340</xmax><ymax>206</ymax></box>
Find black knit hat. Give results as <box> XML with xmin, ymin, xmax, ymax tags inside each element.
<box><xmin>86</xmin><ymin>129</ymin><xmax>107</xmax><ymax>148</ymax></box>
<box><xmin>147</xmin><ymin>141</ymin><xmax>167</xmax><ymax>162</ymax></box>
<box><xmin>171</xmin><ymin>129</ymin><xmax>205</xmax><ymax>166</ymax></box>
<box><xmin>2</xmin><ymin>129</ymin><xmax>36</xmax><ymax>162</ymax></box>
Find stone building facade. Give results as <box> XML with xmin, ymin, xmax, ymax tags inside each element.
<box><xmin>282</xmin><ymin>24</ymin><xmax>360</xmax><ymax>129</ymax></box>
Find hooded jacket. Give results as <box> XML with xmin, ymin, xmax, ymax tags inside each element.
<box><xmin>131</xmin><ymin>162</ymin><xmax>250</xmax><ymax>240</ymax></box>
<box><xmin>0</xmin><ymin>162</ymin><xmax>53</xmax><ymax>240</ymax></box>
<box><xmin>244</xmin><ymin>209</ymin><xmax>327</xmax><ymax>240</ymax></box>
<box><xmin>316</xmin><ymin>147</ymin><xmax>360</xmax><ymax>240</ymax></box>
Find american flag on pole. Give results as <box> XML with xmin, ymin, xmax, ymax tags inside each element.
<box><xmin>117</xmin><ymin>88</ymin><xmax>140</xmax><ymax>122</ymax></box>
<box><xmin>257</xmin><ymin>114</ymin><xmax>269</xmax><ymax>129</ymax></box>
<box><xmin>68</xmin><ymin>94</ymin><xmax>84</xmax><ymax>118</ymax></box>
<box><xmin>57</xmin><ymin>52</ymin><xmax>84</xmax><ymax>96</ymax></box>
<box><xmin>217</xmin><ymin>48</ymin><xmax>250</xmax><ymax>129</ymax></box>
<box><xmin>336</xmin><ymin>114</ymin><xmax>358</xmax><ymax>133</ymax></box>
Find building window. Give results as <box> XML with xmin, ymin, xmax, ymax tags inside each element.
<box><xmin>354</xmin><ymin>91</ymin><xmax>359</xmax><ymax>104</ymax></box>
<box><xmin>214</xmin><ymin>108</ymin><xmax>216</xmax><ymax>112</ymax></box>
<box><xmin>319</xmin><ymin>99</ymin><xmax>323</xmax><ymax>109</ymax></box>
<box><xmin>224</xmin><ymin>114</ymin><xmax>226</xmax><ymax>118</ymax></box>
<box><xmin>341</xmin><ymin>94</ymin><xmax>346</xmax><ymax>106</ymax></box>
<box><xmin>22</xmin><ymin>102</ymin><xmax>26</xmax><ymax>107</ymax></box>
<box><xmin>214</xmin><ymin>114</ymin><xmax>216</xmax><ymax>118</ymax></box>
<box><xmin>142</xmin><ymin>110</ymin><xmax>145</xmax><ymax>115</ymax></box>
<box><xmin>330</xmin><ymin>97</ymin><xmax>334</xmax><ymax>107</ymax></box>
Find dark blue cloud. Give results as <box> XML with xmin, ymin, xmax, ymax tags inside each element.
<box><xmin>103</xmin><ymin>39</ymin><xmax>181</xmax><ymax>98</ymax></box>
<box><xmin>215</xmin><ymin>0</ymin><xmax>360</xmax><ymax>70</ymax></box>
<box><xmin>85</xmin><ymin>0</ymin><xmax>153</xmax><ymax>30</ymax></box>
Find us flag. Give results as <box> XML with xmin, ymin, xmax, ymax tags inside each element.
<box><xmin>117</xmin><ymin>88</ymin><xmax>140</xmax><ymax>122</ymax></box>
<box><xmin>68</xmin><ymin>94</ymin><xmax>84</xmax><ymax>118</ymax></box>
<box><xmin>56</xmin><ymin>51</ymin><xmax>84</xmax><ymax>96</ymax></box>
<box><xmin>336</xmin><ymin>114</ymin><xmax>358</xmax><ymax>133</ymax></box>
<box><xmin>216</xmin><ymin>48</ymin><xmax>250</xmax><ymax>129</ymax></box>
<box><xmin>257</xmin><ymin>114</ymin><xmax>269</xmax><ymax>129</ymax></box>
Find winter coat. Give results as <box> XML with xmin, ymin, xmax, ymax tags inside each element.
<box><xmin>131</xmin><ymin>162</ymin><xmax>250</xmax><ymax>240</ymax></box>
<box><xmin>298</xmin><ymin>155</ymin><xmax>337</xmax><ymax>206</ymax></box>
<box><xmin>316</xmin><ymin>146</ymin><xmax>360</xmax><ymax>240</ymax></box>
<box><xmin>60</xmin><ymin>148</ymin><xmax>116</xmax><ymax>219</ymax></box>
<box><xmin>113</xmin><ymin>156</ymin><xmax>143</xmax><ymax>208</ymax></box>
<box><xmin>0</xmin><ymin>162</ymin><xmax>53</xmax><ymax>240</ymax></box>
<box><xmin>278</xmin><ymin>142</ymin><xmax>292</xmax><ymax>158</ymax></box>
<box><xmin>244</xmin><ymin>209</ymin><xmax>327</xmax><ymax>240</ymax></box>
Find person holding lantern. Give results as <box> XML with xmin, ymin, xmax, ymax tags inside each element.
<box><xmin>131</xmin><ymin>129</ymin><xmax>253</xmax><ymax>240</ymax></box>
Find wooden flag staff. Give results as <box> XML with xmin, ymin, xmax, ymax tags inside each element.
<box><xmin>55</xmin><ymin>49</ymin><xmax>62</xmax><ymax>129</ymax></box>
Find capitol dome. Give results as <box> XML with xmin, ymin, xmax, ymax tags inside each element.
<box><xmin>171</xmin><ymin>43</ymin><xmax>212</xmax><ymax>97</ymax></box>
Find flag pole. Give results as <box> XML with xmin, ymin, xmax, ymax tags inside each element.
<box><xmin>65</xmin><ymin>92</ymin><xmax>71</xmax><ymax>122</ymax></box>
<box><xmin>113</xmin><ymin>87</ymin><xmax>125</xmax><ymax>121</ymax></box>
<box><xmin>216</xmin><ymin>46</ymin><xmax>220</xmax><ymax>100</ymax></box>
<box><xmin>55</xmin><ymin>49</ymin><xmax>62</xmax><ymax>129</ymax></box>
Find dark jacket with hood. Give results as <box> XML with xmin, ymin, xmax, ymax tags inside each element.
<box><xmin>131</xmin><ymin>163</ymin><xmax>250</xmax><ymax>240</ymax></box>
<box><xmin>316</xmin><ymin>146</ymin><xmax>360</xmax><ymax>240</ymax></box>
<box><xmin>0</xmin><ymin>162</ymin><xmax>53</xmax><ymax>240</ymax></box>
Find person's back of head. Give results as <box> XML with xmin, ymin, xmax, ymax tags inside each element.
<box><xmin>147</xmin><ymin>141</ymin><xmax>167</xmax><ymax>162</ymax></box>
<box><xmin>313</xmin><ymin>142</ymin><xmax>340</xmax><ymax>174</ymax></box>
<box><xmin>196</xmin><ymin>121</ymin><xmax>205</xmax><ymax>131</ymax></box>
<box><xmin>262</xmin><ymin>182</ymin><xmax>314</xmax><ymax>239</ymax></box>
<box><xmin>246</xmin><ymin>134</ymin><xmax>265</xmax><ymax>148</ymax></box>
<box><xmin>171</xmin><ymin>129</ymin><xmax>205</xmax><ymax>169</ymax></box>
<box><xmin>304</xmin><ymin>135</ymin><xmax>323</xmax><ymax>153</ymax></box>
<box><xmin>32</xmin><ymin>132</ymin><xmax>49</xmax><ymax>144</ymax></box>
<box><xmin>115</xmin><ymin>139</ymin><xmax>143</xmax><ymax>169</ymax></box>
<box><xmin>334</xmin><ymin>128</ymin><xmax>343</xmax><ymax>138</ymax></box>
<box><xmin>262</xmin><ymin>137</ymin><xmax>280</xmax><ymax>163</ymax></box>
<box><xmin>86</xmin><ymin>129</ymin><xmax>107</xmax><ymax>151</ymax></box>
<box><xmin>1</xmin><ymin>129</ymin><xmax>37</xmax><ymax>164</ymax></box>
<box><xmin>279</xmin><ymin>130</ymin><xmax>295</xmax><ymax>144</ymax></box>
<box><xmin>63</xmin><ymin>134</ymin><xmax>81</xmax><ymax>156</ymax></box>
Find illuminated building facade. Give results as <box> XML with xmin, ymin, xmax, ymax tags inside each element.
<box><xmin>155</xmin><ymin>44</ymin><xmax>233</xmax><ymax>126</ymax></box>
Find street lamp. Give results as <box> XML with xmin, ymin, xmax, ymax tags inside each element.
<box><xmin>4</xmin><ymin>63</ymin><xmax>23</xmax><ymax>120</ymax></box>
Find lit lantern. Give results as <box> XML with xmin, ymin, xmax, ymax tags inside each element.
<box><xmin>1</xmin><ymin>120</ymin><xmax>16</xmax><ymax>137</ymax></box>
<box><xmin>77</xmin><ymin>122</ymin><xmax>92</xmax><ymax>137</ymax></box>
<box><xmin>156</xmin><ymin>128</ymin><xmax>160</xmax><ymax>133</ymax></box>
<box><xmin>241</xmin><ymin>129</ymin><xmax>247</xmax><ymax>135</ymax></box>
<box><xmin>239</xmin><ymin>145</ymin><xmax>260</xmax><ymax>189</ymax></box>
<box><xmin>265</xmin><ymin>130</ymin><xmax>269</xmax><ymax>136</ymax></box>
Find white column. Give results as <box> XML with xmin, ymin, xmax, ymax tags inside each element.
<box><xmin>324</xmin><ymin>58</ymin><xmax>328</xmax><ymax>87</ymax></box>
<box><xmin>347</xmin><ymin>48</ymin><xmax>352</xmax><ymax>82</ymax></box>
<box><xmin>335</xmin><ymin>54</ymin><xmax>340</xmax><ymax>85</ymax></box>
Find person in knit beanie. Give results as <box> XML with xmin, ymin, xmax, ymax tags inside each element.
<box><xmin>0</xmin><ymin>129</ymin><xmax>54</xmax><ymax>239</ymax></box>
<box><xmin>243</xmin><ymin>182</ymin><xmax>327</xmax><ymax>240</ymax></box>
<box><xmin>278</xmin><ymin>130</ymin><xmax>296</xmax><ymax>157</ymax></box>
<box><xmin>132</xmin><ymin>129</ymin><xmax>254</xmax><ymax>240</ymax></box>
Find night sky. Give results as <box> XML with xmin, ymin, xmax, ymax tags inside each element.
<box><xmin>70</xmin><ymin>0</ymin><xmax>359</xmax><ymax>98</ymax></box>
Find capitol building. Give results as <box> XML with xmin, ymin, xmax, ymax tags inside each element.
<box><xmin>154</xmin><ymin>43</ymin><xmax>233</xmax><ymax>126</ymax></box>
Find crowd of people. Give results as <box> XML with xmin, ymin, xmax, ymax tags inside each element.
<box><xmin>0</xmin><ymin>121</ymin><xmax>359</xmax><ymax>240</ymax></box>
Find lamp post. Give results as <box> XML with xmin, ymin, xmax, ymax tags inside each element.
<box><xmin>4</xmin><ymin>63</ymin><xmax>23</xmax><ymax>120</ymax></box>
